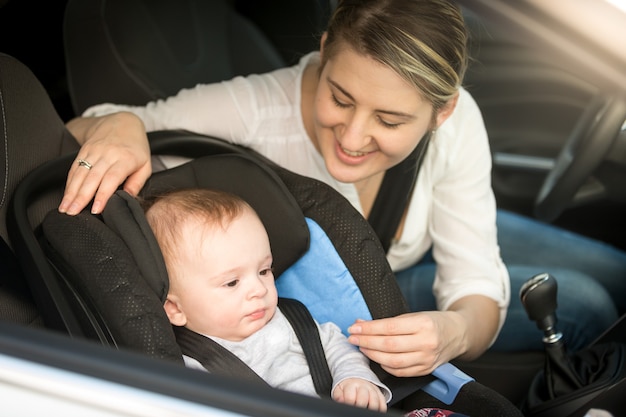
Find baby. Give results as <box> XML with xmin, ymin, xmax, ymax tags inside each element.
<box><xmin>144</xmin><ymin>188</ymin><xmax>390</xmax><ymax>411</ymax></box>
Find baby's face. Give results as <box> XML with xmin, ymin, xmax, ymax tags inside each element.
<box><xmin>169</xmin><ymin>207</ymin><xmax>277</xmax><ymax>341</ymax></box>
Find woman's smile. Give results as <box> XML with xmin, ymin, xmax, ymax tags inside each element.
<box><xmin>335</xmin><ymin>140</ymin><xmax>376</xmax><ymax>165</ymax></box>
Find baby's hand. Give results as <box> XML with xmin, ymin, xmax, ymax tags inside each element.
<box><xmin>332</xmin><ymin>378</ymin><xmax>387</xmax><ymax>412</ymax></box>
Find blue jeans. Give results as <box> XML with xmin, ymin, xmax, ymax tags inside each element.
<box><xmin>395</xmin><ymin>209</ymin><xmax>625</xmax><ymax>352</ymax></box>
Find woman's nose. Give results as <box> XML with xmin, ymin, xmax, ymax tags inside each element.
<box><xmin>339</xmin><ymin>113</ymin><xmax>371</xmax><ymax>149</ymax></box>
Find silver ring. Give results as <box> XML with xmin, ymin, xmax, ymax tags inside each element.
<box><xmin>77</xmin><ymin>159</ymin><xmax>93</xmax><ymax>170</ymax></box>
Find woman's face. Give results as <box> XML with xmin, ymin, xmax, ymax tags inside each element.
<box><xmin>312</xmin><ymin>46</ymin><xmax>434</xmax><ymax>186</ymax></box>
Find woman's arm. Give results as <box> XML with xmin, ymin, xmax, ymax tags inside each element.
<box><xmin>59</xmin><ymin>73</ymin><xmax>278</xmax><ymax>216</ymax></box>
<box><xmin>60</xmin><ymin>111</ymin><xmax>151</xmax><ymax>215</ymax></box>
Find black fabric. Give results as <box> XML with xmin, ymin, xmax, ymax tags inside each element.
<box><xmin>41</xmin><ymin>209</ymin><xmax>184</xmax><ymax>363</ymax></box>
<box><xmin>279</xmin><ymin>298</ymin><xmax>333</xmax><ymax>397</ymax></box>
<box><xmin>173</xmin><ymin>325</ymin><xmax>269</xmax><ymax>386</ymax></box>
<box><xmin>102</xmin><ymin>191</ymin><xmax>170</xmax><ymax>302</ymax></box>
<box><xmin>234</xmin><ymin>0</ymin><xmax>334</xmax><ymax>65</ymax></box>
<box><xmin>523</xmin><ymin>342</ymin><xmax>626</xmax><ymax>414</ymax></box>
<box><xmin>0</xmin><ymin>237</ymin><xmax>43</xmax><ymax>327</ymax></box>
<box><xmin>64</xmin><ymin>0</ymin><xmax>285</xmax><ymax>115</ymax></box>
<box><xmin>0</xmin><ymin>53</ymin><xmax>77</xmax><ymax>328</ymax></box>
<box><xmin>0</xmin><ymin>53</ymin><xmax>79</xmax><ymax>246</ymax></box>
<box><xmin>368</xmin><ymin>133</ymin><xmax>431</xmax><ymax>254</ymax></box>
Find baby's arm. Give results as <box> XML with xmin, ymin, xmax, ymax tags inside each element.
<box><xmin>332</xmin><ymin>377</ymin><xmax>387</xmax><ymax>412</ymax></box>
<box><xmin>318</xmin><ymin>321</ymin><xmax>391</xmax><ymax>412</ymax></box>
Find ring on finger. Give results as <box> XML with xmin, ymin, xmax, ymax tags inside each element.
<box><xmin>77</xmin><ymin>158</ymin><xmax>93</xmax><ymax>170</ymax></box>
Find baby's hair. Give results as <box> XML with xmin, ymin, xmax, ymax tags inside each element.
<box><xmin>143</xmin><ymin>188</ymin><xmax>253</xmax><ymax>271</ymax></box>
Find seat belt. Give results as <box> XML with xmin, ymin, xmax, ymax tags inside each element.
<box><xmin>173</xmin><ymin>297</ymin><xmax>333</xmax><ymax>397</ymax></box>
<box><xmin>279</xmin><ymin>298</ymin><xmax>333</xmax><ymax>397</ymax></box>
<box><xmin>173</xmin><ymin>325</ymin><xmax>269</xmax><ymax>386</ymax></box>
<box><xmin>368</xmin><ymin>134</ymin><xmax>431</xmax><ymax>253</ymax></box>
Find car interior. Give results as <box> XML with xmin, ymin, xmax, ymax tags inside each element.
<box><xmin>1</xmin><ymin>0</ymin><xmax>626</xmax><ymax>416</ymax></box>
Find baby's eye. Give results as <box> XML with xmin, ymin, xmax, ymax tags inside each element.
<box><xmin>259</xmin><ymin>267</ymin><xmax>274</xmax><ymax>277</ymax></box>
<box><xmin>331</xmin><ymin>94</ymin><xmax>350</xmax><ymax>109</ymax></box>
<box><xmin>224</xmin><ymin>279</ymin><xmax>239</xmax><ymax>288</ymax></box>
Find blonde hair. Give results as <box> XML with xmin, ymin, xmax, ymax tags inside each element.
<box><xmin>143</xmin><ymin>188</ymin><xmax>251</xmax><ymax>275</ymax></box>
<box><xmin>322</xmin><ymin>0</ymin><xmax>468</xmax><ymax>114</ymax></box>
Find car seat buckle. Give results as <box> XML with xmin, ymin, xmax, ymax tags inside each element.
<box><xmin>421</xmin><ymin>363</ymin><xmax>474</xmax><ymax>405</ymax></box>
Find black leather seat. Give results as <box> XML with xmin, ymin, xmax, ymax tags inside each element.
<box><xmin>0</xmin><ymin>53</ymin><xmax>79</xmax><ymax>326</ymax></box>
<box><xmin>63</xmin><ymin>0</ymin><xmax>287</xmax><ymax>115</ymax></box>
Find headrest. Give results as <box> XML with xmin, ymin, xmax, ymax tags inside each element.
<box><xmin>41</xmin><ymin>208</ymin><xmax>183</xmax><ymax>362</ymax></box>
<box><xmin>102</xmin><ymin>190</ymin><xmax>170</xmax><ymax>301</ymax></box>
<box><xmin>141</xmin><ymin>153</ymin><xmax>310</xmax><ymax>277</ymax></box>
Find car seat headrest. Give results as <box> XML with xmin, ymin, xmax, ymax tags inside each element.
<box><xmin>102</xmin><ymin>191</ymin><xmax>170</xmax><ymax>301</ymax></box>
<box><xmin>141</xmin><ymin>153</ymin><xmax>310</xmax><ymax>277</ymax></box>
<box><xmin>41</xmin><ymin>208</ymin><xmax>183</xmax><ymax>362</ymax></box>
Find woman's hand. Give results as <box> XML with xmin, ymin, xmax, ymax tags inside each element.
<box><xmin>332</xmin><ymin>378</ymin><xmax>387</xmax><ymax>412</ymax></box>
<box><xmin>347</xmin><ymin>296</ymin><xmax>500</xmax><ymax>377</ymax></box>
<box><xmin>59</xmin><ymin>112</ymin><xmax>152</xmax><ymax>215</ymax></box>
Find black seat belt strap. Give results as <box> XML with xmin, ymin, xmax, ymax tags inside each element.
<box><xmin>368</xmin><ymin>134</ymin><xmax>431</xmax><ymax>253</ymax></box>
<box><xmin>173</xmin><ymin>325</ymin><xmax>269</xmax><ymax>385</ymax></box>
<box><xmin>173</xmin><ymin>299</ymin><xmax>333</xmax><ymax>397</ymax></box>
<box><xmin>279</xmin><ymin>297</ymin><xmax>334</xmax><ymax>397</ymax></box>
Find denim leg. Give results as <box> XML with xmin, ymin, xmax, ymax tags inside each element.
<box><xmin>395</xmin><ymin>261</ymin><xmax>438</xmax><ymax>313</ymax></box>
<box><xmin>497</xmin><ymin>209</ymin><xmax>626</xmax><ymax>314</ymax></box>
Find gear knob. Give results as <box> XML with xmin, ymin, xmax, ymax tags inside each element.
<box><xmin>520</xmin><ymin>273</ymin><xmax>562</xmax><ymax>344</ymax></box>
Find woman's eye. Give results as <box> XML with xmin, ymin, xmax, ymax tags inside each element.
<box><xmin>377</xmin><ymin>117</ymin><xmax>401</xmax><ymax>129</ymax></box>
<box><xmin>331</xmin><ymin>94</ymin><xmax>350</xmax><ymax>109</ymax></box>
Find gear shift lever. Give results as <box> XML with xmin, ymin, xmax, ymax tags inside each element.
<box><xmin>520</xmin><ymin>272</ymin><xmax>562</xmax><ymax>345</ymax></box>
<box><xmin>520</xmin><ymin>273</ymin><xmax>583</xmax><ymax>398</ymax></box>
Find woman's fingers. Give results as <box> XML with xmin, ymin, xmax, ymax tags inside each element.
<box><xmin>358</xmin><ymin>345</ymin><xmax>436</xmax><ymax>376</ymax></box>
<box><xmin>348</xmin><ymin>314</ymin><xmax>436</xmax><ymax>351</ymax></box>
<box><xmin>347</xmin><ymin>313</ymin><xmax>444</xmax><ymax>376</ymax></box>
<box><xmin>60</xmin><ymin>112</ymin><xmax>152</xmax><ymax>215</ymax></box>
<box><xmin>59</xmin><ymin>155</ymin><xmax>102</xmax><ymax>214</ymax></box>
<box><xmin>59</xmin><ymin>154</ymin><xmax>151</xmax><ymax>215</ymax></box>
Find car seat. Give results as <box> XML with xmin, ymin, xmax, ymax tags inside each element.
<box><xmin>0</xmin><ymin>52</ymin><xmax>80</xmax><ymax>328</ymax></box>
<box><xmin>11</xmin><ymin>134</ymin><xmax>524</xmax><ymax>416</ymax></box>
<box><xmin>63</xmin><ymin>0</ymin><xmax>288</xmax><ymax>116</ymax></box>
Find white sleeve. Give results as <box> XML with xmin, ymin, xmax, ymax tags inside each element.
<box><xmin>82</xmin><ymin>77</ymin><xmax>256</xmax><ymax>144</ymax></box>
<box><xmin>317</xmin><ymin>321</ymin><xmax>392</xmax><ymax>403</ymax></box>
<box><xmin>429</xmin><ymin>89</ymin><xmax>510</xmax><ymax>330</ymax></box>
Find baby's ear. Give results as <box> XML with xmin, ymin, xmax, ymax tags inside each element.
<box><xmin>163</xmin><ymin>295</ymin><xmax>187</xmax><ymax>326</ymax></box>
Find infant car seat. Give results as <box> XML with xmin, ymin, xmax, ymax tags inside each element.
<box><xmin>10</xmin><ymin>132</ymin><xmax>517</xmax><ymax>416</ymax></box>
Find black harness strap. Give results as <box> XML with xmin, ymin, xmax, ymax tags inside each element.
<box><xmin>368</xmin><ymin>134</ymin><xmax>431</xmax><ymax>253</ymax></box>
<box><xmin>279</xmin><ymin>298</ymin><xmax>333</xmax><ymax>397</ymax></box>
<box><xmin>173</xmin><ymin>298</ymin><xmax>333</xmax><ymax>397</ymax></box>
<box><xmin>173</xmin><ymin>325</ymin><xmax>269</xmax><ymax>386</ymax></box>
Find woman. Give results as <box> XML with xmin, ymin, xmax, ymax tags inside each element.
<box><xmin>59</xmin><ymin>0</ymin><xmax>622</xmax><ymax>377</ymax></box>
